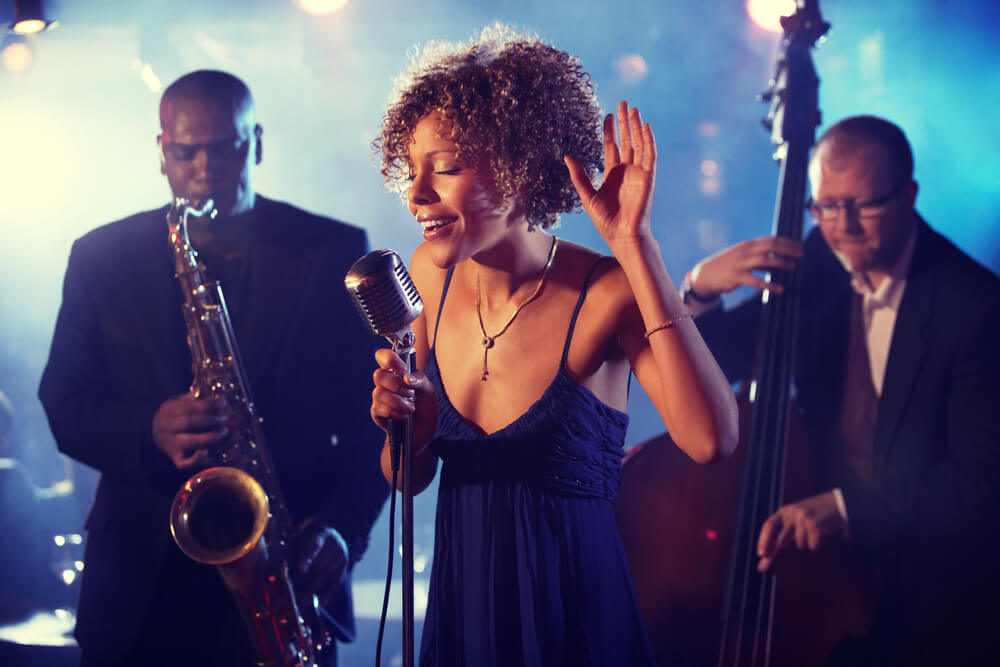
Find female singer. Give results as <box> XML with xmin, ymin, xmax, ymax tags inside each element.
<box><xmin>369</xmin><ymin>24</ymin><xmax>738</xmax><ymax>666</ymax></box>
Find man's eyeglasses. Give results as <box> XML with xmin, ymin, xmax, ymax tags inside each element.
<box><xmin>161</xmin><ymin>138</ymin><xmax>248</xmax><ymax>162</ymax></box>
<box><xmin>806</xmin><ymin>180</ymin><xmax>910</xmax><ymax>221</ymax></box>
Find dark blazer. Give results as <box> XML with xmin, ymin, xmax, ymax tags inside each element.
<box><xmin>695</xmin><ymin>218</ymin><xmax>1000</xmax><ymax>665</ymax></box>
<box><xmin>39</xmin><ymin>196</ymin><xmax>389</xmax><ymax>665</ymax></box>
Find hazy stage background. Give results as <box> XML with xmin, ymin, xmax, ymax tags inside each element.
<box><xmin>1</xmin><ymin>0</ymin><xmax>998</xmax><ymax>664</ymax></box>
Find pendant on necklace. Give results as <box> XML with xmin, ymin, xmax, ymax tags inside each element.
<box><xmin>480</xmin><ymin>336</ymin><xmax>494</xmax><ymax>381</ymax></box>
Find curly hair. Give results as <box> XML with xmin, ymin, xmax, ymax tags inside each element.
<box><xmin>375</xmin><ymin>24</ymin><xmax>604</xmax><ymax>230</ymax></box>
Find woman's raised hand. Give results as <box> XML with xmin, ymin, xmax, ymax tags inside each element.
<box><xmin>565</xmin><ymin>100</ymin><xmax>657</xmax><ymax>247</ymax></box>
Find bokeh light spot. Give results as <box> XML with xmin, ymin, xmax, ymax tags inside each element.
<box><xmin>296</xmin><ymin>0</ymin><xmax>351</xmax><ymax>16</ymax></box>
<box><xmin>1</xmin><ymin>42</ymin><xmax>33</xmax><ymax>73</ymax></box>
<box><xmin>747</xmin><ymin>0</ymin><xmax>797</xmax><ymax>33</ymax></box>
<box><xmin>697</xmin><ymin>121</ymin><xmax>720</xmax><ymax>138</ymax></box>
<box><xmin>615</xmin><ymin>54</ymin><xmax>649</xmax><ymax>84</ymax></box>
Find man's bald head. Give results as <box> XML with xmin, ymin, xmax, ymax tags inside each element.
<box><xmin>159</xmin><ymin>70</ymin><xmax>255</xmax><ymax>130</ymax></box>
<box><xmin>811</xmin><ymin>115</ymin><xmax>914</xmax><ymax>187</ymax></box>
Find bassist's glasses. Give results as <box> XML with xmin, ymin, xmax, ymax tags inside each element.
<box><xmin>806</xmin><ymin>180</ymin><xmax>910</xmax><ymax>221</ymax></box>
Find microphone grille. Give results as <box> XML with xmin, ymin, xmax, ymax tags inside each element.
<box><xmin>345</xmin><ymin>249</ymin><xmax>423</xmax><ymax>337</ymax></box>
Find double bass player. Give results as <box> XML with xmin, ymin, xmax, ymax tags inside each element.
<box><xmin>681</xmin><ymin>115</ymin><xmax>1000</xmax><ymax>666</ymax></box>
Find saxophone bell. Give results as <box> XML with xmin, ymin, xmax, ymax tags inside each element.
<box><xmin>170</xmin><ymin>468</ymin><xmax>316</xmax><ymax>666</ymax></box>
<box><xmin>169</xmin><ymin>466</ymin><xmax>269</xmax><ymax>566</ymax></box>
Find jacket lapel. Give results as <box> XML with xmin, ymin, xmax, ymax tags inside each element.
<box><xmin>238</xmin><ymin>199</ymin><xmax>310</xmax><ymax>390</ymax></box>
<box><xmin>873</xmin><ymin>220</ymin><xmax>936</xmax><ymax>474</ymax></box>
<box><xmin>131</xmin><ymin>206</ymin><xmax>192</xmax><ymax>394</ymax></box>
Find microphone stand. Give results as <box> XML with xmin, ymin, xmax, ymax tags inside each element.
<box><xmin>345</xmin><ymin>247</ymin><xmax>423</xmax><ymax>667</ymax></box>
<box><xmin>387</xmin><ymin>330</ymin><xmax>415</xmax><ymax>667</ymax></box>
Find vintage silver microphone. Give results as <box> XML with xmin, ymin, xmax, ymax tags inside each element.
<box><xmin>345</xmin><ymin>248</ymin><xmax>423</xmax><ymax>472</ymax></box>
<box><xmin>345</xmin><ymin>248</ymin><xmax>423</xmax><ymax>475</ymax></box>
<box><xmin>344</xmin><ymin>249</ymin><xmax>422</xmax><ymax>667</ymax></box>
<box><xmin>345</xmin><ymin>249</ymin><xmax>423</xmax><ymax>351</ymax></box>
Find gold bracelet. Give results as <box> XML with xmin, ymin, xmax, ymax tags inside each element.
<box><xmin>643</xmin><ymin>313</ymin><xmax>693</xmax><ymax>339</ymax></box>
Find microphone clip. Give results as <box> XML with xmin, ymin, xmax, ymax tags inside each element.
<box><xmin>385</xmin><ymin>328</ymin><xmax>416</xmax><ymax>354</ymax></box>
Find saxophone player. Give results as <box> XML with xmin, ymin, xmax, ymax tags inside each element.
<box><xmin>39</xmin><ymin>70</ymin><xmax>389</xmax><ymax>667</ymax></box>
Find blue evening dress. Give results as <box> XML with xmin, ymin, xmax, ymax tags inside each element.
<box><xmin>418</xmin><ymin>258</ymin><xmax>656</xmax><ymax>667</ymax></box>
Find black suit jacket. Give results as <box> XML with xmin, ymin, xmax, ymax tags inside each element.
<box><xmin>39</xmin><ymin>196</ymin><xmax>389</xmax><ymax>665</ymax></box>
<box><xmin>695</xmin><ymin>218</ymin><xmax>1000</xmax><ymax>665</ymax></box>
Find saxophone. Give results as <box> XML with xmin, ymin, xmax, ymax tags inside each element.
<box><xmin>165</xmin><ymin>197</ymin><xmax>326</xmax><ymax>667</ymax></box>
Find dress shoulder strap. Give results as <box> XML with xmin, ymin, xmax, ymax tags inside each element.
<box><xmin>431</xmin><ymin>266</ymin><xmax>456</xmax><ymax>350</ymax></box>
<box><xmin>560</xmin><ymin>256</ymin><xmax>613</xmax><ymax>368</ymax></box>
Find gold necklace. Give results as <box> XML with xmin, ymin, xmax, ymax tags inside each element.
<box><xmin>475</xmin><ymin>236</ymin><xmax>558</xmax><ymax>382</ymax></box>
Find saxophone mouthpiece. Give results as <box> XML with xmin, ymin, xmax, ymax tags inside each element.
<box><xmin>172</xmin><ymin>197</ymin><xmax>218</xmax><ymax>220</ymax></box>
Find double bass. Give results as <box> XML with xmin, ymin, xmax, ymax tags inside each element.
<box><xmin>615</xmin><ymin>2</ymin><xmax>879</xmax><ymax>665</ymax></box>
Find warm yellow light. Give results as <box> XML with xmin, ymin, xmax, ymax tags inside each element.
<box><xmin>12</xmin><ymin>18</ymin><xmax>47</xmax><ymax>34</ymax></box>
<box><xmin>296</xmin><ymin>0</ymin><xmax>350</xmax><ymax>16</ymax></box>
<box><xmin>1</xmin><ymin>42</ymin><xmax>32</xmax><ymax>73</ymax></box>
<box><xmin>746</xmin><ymin>0</ymin><xmax>797</xmax><ymax>33</ymax></box>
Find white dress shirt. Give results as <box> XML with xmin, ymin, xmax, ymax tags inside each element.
<box><xmin>848</xmin><ymin>226</ymin><xmax>918</xmax><ymax>396</ymax></box>
<box><xmin>833</xmin><ymin>224</ymin><xmax>918</xmax><ymax>523</ymax></box>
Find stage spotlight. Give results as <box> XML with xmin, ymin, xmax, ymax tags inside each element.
<box><xmin>746</xmin><ymin>0</ymin><xmax>796</xmax><ymax>33</ymax></box>
<box><xmin>7</xmin><ymin>0</ymin><xmax>57</xmax><ymax>34</ymax></box>
<box><xmin>295</xmin><ymin>0</ymin><xmax>351</xmax><ymax>16</ymax></box>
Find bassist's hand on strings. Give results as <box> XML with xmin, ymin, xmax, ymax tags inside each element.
<box><xmin>689</xmin><ymin>235</ymin><xmax>804</xmax><ymax>300</ymax></box>
<box><xmin>756</xmin><ymin>490</ymin><xmax>849</xmax><ymax>572</ymax></box>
